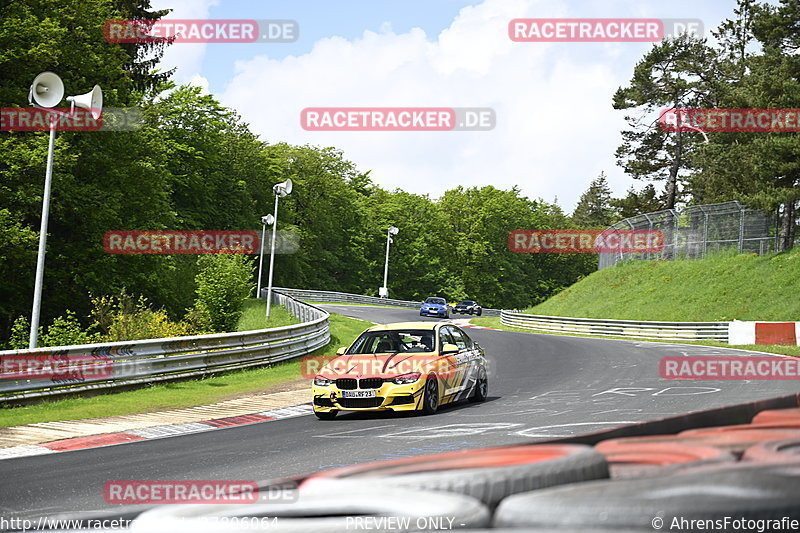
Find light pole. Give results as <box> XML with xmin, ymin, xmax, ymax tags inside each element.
<box><xmin>265</xmin><ymin>179</ymin><xmax>293</xmax><ymax>318</ymax></box>
<box><xmin>256</xmin><ymin>214</ymin><xmax>275</xmax><ymax>300</ymax></box>
<box><xmin>380</xmin><ymin>226</ymin><xmax>399</xmax><ymax>298</ymax></box>
<box><xmin>27</xmin><ymin>72</ymin><xmax>103</xmax><ymax>348</ymax></box>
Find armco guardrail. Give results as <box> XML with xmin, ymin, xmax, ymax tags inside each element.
<box><xmin>0</xmin><ymin>292</ymin><xmax>329</xmax><ymax>401</ymax></box>
<box><xmin>501</xmin><ymin>310</ymin><xmax>729</xmax><ymax>342</ymax></box>
<box><xmin>271</xmin><ymin>287</ymin><xmax>502</xmax><ymax>317</ymax></box>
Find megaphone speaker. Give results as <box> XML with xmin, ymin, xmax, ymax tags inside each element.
<box><xmin>29</xmin><ymin>72</ymin><xmax>65</xmax><ymax>108</ymax></box>
<box><xmin>67</xmin><ymin>84</ymin><xmax>103</xmax><ymax>119</ymax></box>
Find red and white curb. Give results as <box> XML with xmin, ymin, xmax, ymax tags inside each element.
<box><xmin>0</xmin><ymin>404</ymin><xmax>313</xmax><ymax>461</ymax></box>
<box><xmin>729</xmin><ymin>321</ymin><xmax>800</xmax><ymax>346</ymax></box>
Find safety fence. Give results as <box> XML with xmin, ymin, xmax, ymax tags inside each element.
<box><xmin>599</xmin><ymin>200</ymin><xmax>778</xmax><ymax>269</ymax></box>
<box><xmin>269</xmin><ymin>287</ymin><xmax>502</xmax><ymax>317</ymax></box>
<box><xmin>501</xmin><ymin>310</ymin><xmax>729</xmax><ymax>342</ymax></box>
<box><xmin>0</xmin><ymin>293</ymin><xmax>329</xmax><ymax>401</ymax></box>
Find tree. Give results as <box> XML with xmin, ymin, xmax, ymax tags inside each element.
<box><xmin>0</xmin><ymin>0</ymin><xmax>174</xmax><ymax>339</ymax></box>
<box><xmin>613</xmin><ymin>34</ymin><xmax>718</xmax><ymax>209</ymax></box>
<box><xmin>688</xmin><ymin>0</ymin><xmax>800</xmax><ymax>249</ymax></box>
<box><xmin>572</xmin><ymin>172</ymin><xmax>616</xmax><ymax>227</ymax></box>
<box><xmin>611</xmin><ymin>184</ymin><xmax>663</xmax><ymax>220</ymax></box>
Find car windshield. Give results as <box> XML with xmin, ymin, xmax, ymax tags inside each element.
<box><xmin>347</xmin><ymin>330</ymin><xmax>436</xmax><ymax>354</ymax></box>
<box><xmin>424</xmin><ymin>297</ymin><xmax>446</xmax><ymax>305</ymax></box>
<box><xmin>458</xmin><ymin>300</ymin><xmax>475</xmax><ymax>305</ymax></box>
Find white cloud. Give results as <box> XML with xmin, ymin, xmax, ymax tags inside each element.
<box><xmin>218</xmin><ymin>0</ymin><xmax>647</xmax><ymax>211</ymax></box>
<box><xmin>149</xmin><ymin>0</ymin><xmax>219</xmax><ymax>84</ymax></box>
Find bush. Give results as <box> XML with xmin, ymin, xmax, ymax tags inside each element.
<box><xmin>8</xmin><ymin>316</ymin><xmax>32</xmax><ymax>350</ymax></box>
<box><xmin>40</xmin><ymin>311</ymin><xmax>100</xmax><ymax>347</ymax></box>
<box><xmin>188</xmin><ymin>254</ymin><xmax>254</xmax><ymax>332</ymax></box>
<box><xmin>91</xmin><ymin>291</ymin><xmax>197</xmax><ymax>341</ymax></box>
<box><xmin>7</xmin><ymin>312</ymin><xmax>99</xmax><ymax>349</ymax></box>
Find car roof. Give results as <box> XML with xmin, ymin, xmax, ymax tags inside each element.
<box><xmin>366</xmin><ymin>321</ymin><xmax>445</xmax><ymax>332</ymax></box>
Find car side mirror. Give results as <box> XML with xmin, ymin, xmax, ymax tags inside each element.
<box><xmin>336</xmin><ymin>347</ymin><xmax>347</xmax><ymax>355</ymax></box>
<box><xmin>441</xmin><ymin>343</ymin><xmax>459</xmax><ymax>354</ymax></box>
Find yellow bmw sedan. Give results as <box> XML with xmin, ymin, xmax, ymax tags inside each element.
<box><xmin>311</xmin><ymin>322</ymin><xmax>488</xmax><ymax>420</ymax></box>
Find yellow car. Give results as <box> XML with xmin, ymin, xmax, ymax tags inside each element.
<box><xmin>311</xmin><ymin>322</ymin><xmax>488</xmax><ymax>420</ymax></box>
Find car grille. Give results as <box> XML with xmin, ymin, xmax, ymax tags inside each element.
<box><xmin>338</xmin><ymin>397</ymin><xmax>384</xmax><ymax>409</ymax></box>
<box><xmin>335</xmin><ymin>378</ymin><xmax>357</xmax><ymax>390</ymax></box>
<box><xmin>359</xmin><ymin>378</ymin><xmax>384</xmax><ymax>389</ymax></box>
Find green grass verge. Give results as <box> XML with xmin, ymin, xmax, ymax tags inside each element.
<box><xmin>527</xmin><ymin>248</ymin><xmax>800</xmax><ymax>322</ymax></box>
<box><xmin>0</xmin><ymin>310</ymin><xmax>372</xmax><ymax>428</ymax></box>
<box><xmin>470</xmin><ymin>316</ymin><xmax>800</xmax><ymax>358</ymax></box>
<box><xmin>236</xmin><ymin>299</ymin><xmax>298</xmax><ymax>331</ymax></box>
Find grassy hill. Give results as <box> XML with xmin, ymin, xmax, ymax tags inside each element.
<box><xmin>526</xmin><ymin>248</ymin><xmax>800</xmax><ymax>322</ymax></box>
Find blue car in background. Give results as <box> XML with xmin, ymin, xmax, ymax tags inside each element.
<box><xmin>419</xmin><ymin>296</ymin><xmax>450</xmax><ymax>318</ymax></box>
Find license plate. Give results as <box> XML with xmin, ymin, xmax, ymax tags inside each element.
<box><xmin>342</xmin><ymin>390</ymin><xmax>376</xmax><ymax>398</ymax></box>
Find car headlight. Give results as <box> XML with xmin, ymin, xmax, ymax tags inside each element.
<box><xmin>391</xmin><ymin>372</ymin><xmax>421</xmax><ymax>385</ymax></box>
<box><xmin>314</xmin><ymin>375</ymin><xmax>333</xmax><ymax>386</ymax></box>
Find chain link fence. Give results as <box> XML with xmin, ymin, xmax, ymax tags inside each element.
<box><xmin>598</xmin><ymin>201</ymin><xmax>778</xmax><ymax>270</ymax></box>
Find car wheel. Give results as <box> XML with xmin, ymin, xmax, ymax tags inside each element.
<box><xmin>421</xmin><ymin>375</ymin><xmax>439</xmax><ymax>415</ymax></box>
<box><xmin>469</xmin><ymin>367</ymin><xmax>488</xmax><ymax>403</ymax></box>
<box><xmin>476</xmin><ymin>309</ymin><xmax>482</xmax><ymax>316</ymax></box>
<box><xmin>314</xmin><ymin>410</ymin><xmax>338</xmax><ymax>420</ymax></box>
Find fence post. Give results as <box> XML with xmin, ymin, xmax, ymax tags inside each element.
<box><xmin>673</xmin><ymin>210</ymin><xmax>679</xmax><ymax>260</ymax></box>
<box><xmin>738</xmin><ymin>208</ymin><xmax>745</xmax><ymax>253</ymax></box>
<box><xmin>702</xmin><ymin>212</ymin><xmax>708</xmax><ymax>258</ymax></box>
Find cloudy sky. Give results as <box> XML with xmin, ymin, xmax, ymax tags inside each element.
<box><xmin>150</xmin><ymin>0</ymin><xmax>737</xmax><ymax>211</ymax></box>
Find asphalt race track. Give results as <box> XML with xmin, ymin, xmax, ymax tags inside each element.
<box><xmin>2</xmin><ymin>304</ymin><xmax>797</xmax><ymax>519</ymax></box>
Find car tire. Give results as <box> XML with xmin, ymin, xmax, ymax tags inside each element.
<box><xmin>476</xmin><ymin>309</ymin><xmax>482</xmax><ymax>316</ymax></box>
<box><xmin>132</xmin><ymin>482</ymin><xmax>491</xmax><ymax>532</ymax></box>
<box><xmin>469</xmin><ymin>367</ymin><xmax>488</xmax><ymax>403</ymax></box>
<box><xmin>421</xmin><ymin>374</ymin><xmax>439</xmax><ymax>415</ymax></box>
<box><xmin>493</xmin><ymin>462</ymin><xmax>800</xmax><ymax>529</ymax></box>
<box><xmin>314</xmin><ymin>410</ymin><xmax>337</xmax><ymax>420</ymax></box>
<box><xmin>304</xmin><ymin>444</ymin><xmax>609</xmax><ymax>509</ymax></box>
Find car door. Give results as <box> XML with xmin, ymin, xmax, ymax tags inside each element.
<box><xmin>437</xmin><ymin>326</ymin><xmax>461</xmax><ymax>401</ymax></box>
<box><xmin>436</xmin><ymin>326</ymin><xmax>469</xmax><ymax>400</ymax></box>
<box><xmin>444</xmin><ymin>326</ymin><xmax>475</xmax><ymax>400</ymax></box>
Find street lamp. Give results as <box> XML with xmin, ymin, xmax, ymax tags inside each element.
<box><xmin>265</xmin><ymin>179</ymin><xmax>293</xmax><ymax>318</ymax></box>
<box><xmin>256</xmin><ymin>214</ymin><xmax>275</xmax><ymax>299</ymax></box>
<box><xmin>380</xmin><ymin>226</ymin><xmax>399</xmax><ymax>298</ymax></box>
<box><xmin>27</xmin><ymin>72</ymin><xmax>103</xmax><ymax>348</ymax></box>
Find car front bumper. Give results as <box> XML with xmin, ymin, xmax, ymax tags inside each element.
<box><xmin>312</xmin><ymin>380</ymin><xmax>426</xmax><ymax>412</ymax></box>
